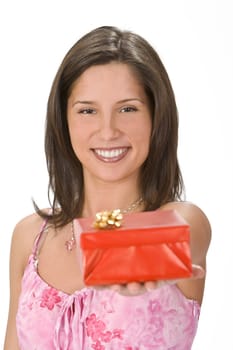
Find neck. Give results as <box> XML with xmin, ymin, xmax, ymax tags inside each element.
<box><xmin>81</xmin><ymin>178</ymin><xmax>143</xmax><ymax>217</ymax></box>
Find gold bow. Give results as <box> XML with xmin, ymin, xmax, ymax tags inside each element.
<box><xmin>93</xmin><ymin>209</ymin><xmax>123</xmax><ymax>229</ymax></box>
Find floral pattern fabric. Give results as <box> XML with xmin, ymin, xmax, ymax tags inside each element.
<box><xmin>16</xmin><ymin>253</ymin><xmax>200</xmax><ymax>350</ymax></box>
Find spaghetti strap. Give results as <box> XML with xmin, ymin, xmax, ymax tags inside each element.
<box><xmin>32</xmin><ymin>219</ymin><xmax>49</xmax><ymax>259</ymax></box>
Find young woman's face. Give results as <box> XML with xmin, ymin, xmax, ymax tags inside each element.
<box><xmin>67</xmin><ymin>62</ymin><xmax>152</xmax><ymax>185</ymax></box>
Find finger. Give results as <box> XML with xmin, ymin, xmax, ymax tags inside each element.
<box><xmin>145</xmin><ymin>279</ymin><xmax>177</xmax><ymax>291</ymax></box>
<box><xmin>110</xmin><ymin>282</ymin><xmax>147</xmax><ymax>296</ymax></box>
<box><xmin>144</xmin><ymin>281</ymin><xmax>158</xmax><ymax>290</ymax></box>
<box><xmin>109</xmin><ymin>284</ymin><xmax>125</xmax><ymax>292</ymax></box>
<box><xmin>92</xmin><ymin>284</ymin><xmax>108</xmax><ymax>291</ymax></box>
<box><xmin>127</xmin><ymin>282</ymin><xmax>146</xmax><ymax>294</ymax></box>
<box><xmin>191</xmin><ymin>264</ymin><xmax>205</xmax><ymax>279</ymax></box>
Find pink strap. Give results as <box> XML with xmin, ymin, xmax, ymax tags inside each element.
<box><xmin>32</xmin><ymin>219</ymin><xmax>49</xmax><ymax>258</ymax></box>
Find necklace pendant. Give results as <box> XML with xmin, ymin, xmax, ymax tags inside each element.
<box><xmin>65</xmin><ymin>237</ymin><xmax>75</xmax><ymax>251</ymax></box>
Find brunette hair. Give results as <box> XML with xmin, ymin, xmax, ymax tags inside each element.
<box><xmin>35</xmin><ymin>26</ymin><xmax>184</xmax><ymax>226</ymax></box>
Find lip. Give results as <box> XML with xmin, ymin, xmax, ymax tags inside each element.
<box><xmin>92</xmin><ymin>147</ymin><xmax>129</xmax><ymax>163</ymax></box>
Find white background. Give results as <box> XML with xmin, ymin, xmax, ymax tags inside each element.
<box><xmin>0</xmin><ymin>0</ymin><xmax>232</xmax><ymax>348</ymax></box>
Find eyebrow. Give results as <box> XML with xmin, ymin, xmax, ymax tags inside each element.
<box><xmin>116</xmin><ymin>98</ymin><xmax>145</xmax><ymax>104</ymax></box>
<box><xmin>72</xmin><ymin>100</ymin><xmax>95</xmax><ymax>106</ymax></box>
<box><xmin>72</xmin><ymin>98</ymin><xmax>145</xmax><ymax>107</ymax></box>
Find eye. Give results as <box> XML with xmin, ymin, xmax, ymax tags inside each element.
<box><xmin>120</xmin><ymin>106</ymin><xmax>138</xmax><ymax>113</ymax></box>
<box><xmin>79</xmin><ymin>108</ymin><xmax>97</xmax><ymax>115</ymax></box>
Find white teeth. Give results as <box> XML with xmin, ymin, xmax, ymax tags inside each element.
<box><xmin>94</xmin><ymin>148</ymin><xmax>126</xmax><ymax>158</ymax></box>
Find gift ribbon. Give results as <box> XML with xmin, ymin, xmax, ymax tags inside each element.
<box><xmin>93</xmin><ymin>209</ymin><xmax>123</xmax><ymax>229</ymax></box>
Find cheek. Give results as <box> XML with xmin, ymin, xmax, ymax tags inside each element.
<box><xmin>68</xmin><ymin>122</ymin><xmax>84</xmax><ymax>154</ymax></box>
<box><xmin>143</xmin><ymin>117</ymin><xmax>152</xmax><ymax>140</ymax></box>
<box><xmin>130</xmin><ymin>118</ymin><xmax>152</xmax><ymax>143</ymax></box>
<box><xmin>144</xmin><ymin>121</ymin><xmax>152</xmax><ymax>138</ymax></box>
<box><xmin>139</xmin><ymin>120</ymin><xmax>152</xmax><ymax>154</ymax></box>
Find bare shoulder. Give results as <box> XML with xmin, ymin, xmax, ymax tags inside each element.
<box><xmin>160</xmin><ymin>201</ymin><xmax>211</xmax><ymax>232</ymax></box>
<box><xmin>12</xmin><ymin>212</ymin><xmax>45</xmax><ymax>244</ymax></box>
<box><xmin>11</xmin><ymin>212</ymin><xmax>46</xmax><ymax>270</ymax></box>
<box><xmin>160</xmin><ymin>201</ymin><xmax>211</xmax><ymax>264</ymax></box>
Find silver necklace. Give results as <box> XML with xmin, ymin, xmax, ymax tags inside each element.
<box><xmin>65</xmin><ymin>197</ymin><xmax>143</xmax><ymax>251</ymax></box>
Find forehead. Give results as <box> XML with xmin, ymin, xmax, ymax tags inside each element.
<box><xmin>69</xmin><ymin>62</ymin><xmax>145</xmax><ymax>99</ymax></box>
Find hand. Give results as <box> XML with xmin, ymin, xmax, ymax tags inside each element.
<box><xmin>95</xmin><ymin>264</ymin><xmax>205</xmax><ymax>296</ymax></box>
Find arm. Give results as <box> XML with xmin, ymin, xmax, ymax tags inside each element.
<box><xmin>4</xmin><ymin>214</ymin><xmax>43</xmax><ymax>350</ymax></box>
<box><xmin>160</xmin><ymin>201</ymin><xmax>211</xmax><ymax>267</ymax></box>
<box><xmin>108</xmin><ymin>201</ymin><xmax>211</xmax><ymax>299</ymax></box>
<box><xmin>161</xmin><ymin>201</ymin><xmax>212</xmax><ymax>303</ymax></box>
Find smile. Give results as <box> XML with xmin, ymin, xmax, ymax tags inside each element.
<box><xmin>92</xmin><ymin>147</ymin><xmax>129</xmax><ymax>162</ymax></box>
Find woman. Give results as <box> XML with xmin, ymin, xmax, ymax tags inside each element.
<box><xmin>4</xmin><ymin>26</ymin><xmax>211</xmax><ymax>349</ymax></box>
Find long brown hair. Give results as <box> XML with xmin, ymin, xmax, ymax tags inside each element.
<box><xmin>35</xmin><ymin>26</ymin><xmax>184</xmax><ymax>226</ymax></box>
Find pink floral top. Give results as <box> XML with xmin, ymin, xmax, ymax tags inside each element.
<box><xmin>16</xmin><ymin>225</ymin><xmax>200</xmax><ymax>350</ymax></box>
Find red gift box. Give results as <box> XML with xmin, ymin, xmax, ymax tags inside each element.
<box><xmin>75</xmin><ymin>209</ymin><xmax>192</xmax><ymax>286</ymax></box>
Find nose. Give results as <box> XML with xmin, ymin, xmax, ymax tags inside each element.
<box><xmin>98</xmin><ymin>113</ymin><xmax>120</xmax><ymax>141</ymax></box>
